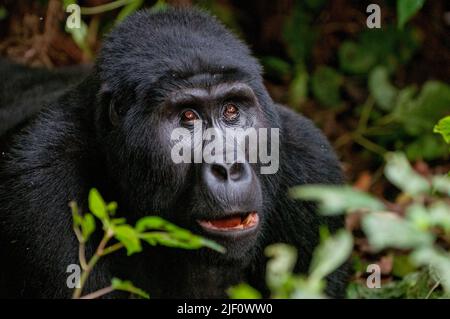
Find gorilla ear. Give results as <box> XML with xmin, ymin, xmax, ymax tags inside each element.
<box><xmin>108</xmin><ymin>99</ymin><xmax>120</xmax><ymax>126</ymax></box>
<box><xmin>98</xmin><ymin>83</ymin><xmax>123</xmax><ymax>127</ymax></box>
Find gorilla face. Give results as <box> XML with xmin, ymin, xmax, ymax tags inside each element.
<box><xmin>171</xmin><ymin>82</ymin><xmax>268</xmax><ymax>257</ymax></box>
<box><xmin>101</xmin><ymin>73</ymin><xmax>274</xmax><ymax>259</ymax></box>
<box><xmin>93</xmin><ymin>9</ymin><xmax>284</xmax><ymax>261</ymax></box>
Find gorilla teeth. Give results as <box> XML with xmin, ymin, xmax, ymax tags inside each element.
<box><xmin>210</xmin><ymin>216</ymin><xmax>243</xmax><ymax>229</ymax></box>
<box><xmin>242</xmin><ymin>212</ymin><xmax>259</xmax><ymax>227</ymax></box>
<box><xmin>199</xmin><ymin>212</ymin><xmax>259</xmax><ymax>231</ymax></box>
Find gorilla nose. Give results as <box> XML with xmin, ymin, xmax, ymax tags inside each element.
<box><xmin>204</xmin><ymin>162</ymin><xmax>251</xmax><ymax>184</ymax></box>
<box><xmin>202</xmin><ymin>161</ymin><xmax>259</xmax><ymax>211</ymax></box>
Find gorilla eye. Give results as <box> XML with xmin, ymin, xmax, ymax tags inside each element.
<box><xmin>180</xmin><ymin>109</ymin><xmax>199</xmax><ymax>124</ymax></box>
<box><xmin>223</xmin><ymin>104</ymin><xmax>239</xmax><ymax>121</ymax></box>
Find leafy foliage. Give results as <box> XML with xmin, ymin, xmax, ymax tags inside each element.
<box><xmin>293</xmin><ymin>149</ymin><xmax>450</xmax><ymax>298</ymax></box>
<box><xmin>229</xmin><ymin>232</ymin><xmax>353</xmax><ymax>299</ymax></box>
<box><xmin>311</xmin><ymin>66</ymin><xmax>343</xmax><ymax>108</ymax></box>
<box><xmin>233</xmin><ymin>118</ymin><xmax>450</xmax><ymax>299</ymax></box>
<box><xmin>71</xmin><ymin>188</ymin><xmax>223</xmax><ymax>298</ymax></box>
<box><xmin>290</xmin><ymin>185</ymin><xmax>384</xmax><ymax>215</ymax></box>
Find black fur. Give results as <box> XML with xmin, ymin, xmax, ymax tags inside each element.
<box><xmin>0</xmin><ymin>8</ymin><xmax>347</xmax><ymax>298</ymax></box>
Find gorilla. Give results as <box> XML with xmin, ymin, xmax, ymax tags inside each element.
<box><xmin>0</xmin><ymin>8</ymin><xmax>347</xmax><ymax>298</ymax></box>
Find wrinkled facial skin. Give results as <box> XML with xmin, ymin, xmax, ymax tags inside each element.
<box><xmin>101</xmin><ymin>75</ymin><xmax>275</xmax><ymax>260</ymax></box>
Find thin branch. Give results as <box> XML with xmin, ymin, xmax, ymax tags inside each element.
<box><xmin>353</xmin><ymin>135</ymin><xmax>387</xmax><ymax>157</ymax></box>
<box><xmin>79</xmin><ymin>241</ymin><xmax>88</xmax><ymax>270</ymax></box>
<box><xmin>80</xmin><ymin>286</ymin><xmax>115</xmax><ymax>299</ymax></box>
<box><xmin>357</xmin><ymin>97</ymin><xmax>375</xmax><ymax>132</ymax></box>
<box><xmin>72</xmin><ymin>229</ymin><xmax>114</xmax><ymax>299</ymax></box>
<box><xmin>426</xmin><ymin>280</ymin><xmax>441</xmax><ymax>299</ymax></box>
<box><xmin>72</xmin><ymin>253</ymin><xmax>100</xmax><ymax>299</ymax></box>
<box><xmin>80</xmin><ymin>0</ymin><xmax>136</xmax><ymax>15</ymax></box>
<box><xmin>102</xmin><ymin>242</ymin><xmax>124</xmax><ymax>256</ymax></box>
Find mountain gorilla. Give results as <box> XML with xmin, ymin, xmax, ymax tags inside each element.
<box><xmin>0</xmin><ymin>8</ymin><xmax>347</xmax><ymax>298</ymax></box>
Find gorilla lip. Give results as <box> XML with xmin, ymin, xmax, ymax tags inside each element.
<box><xmin>198</xmin><ymin>212</ymin><xmax>259</xmax><ymax>231</ymax></box>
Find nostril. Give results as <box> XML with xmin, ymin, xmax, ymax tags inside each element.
<box><xmin>211</xmin><ymin>164</ymin><xmax>228</xmax><ymax>181</ymax></box>
<box><xmin>229</xmin><ymin>163</ymin><xmax>244</xmax><ymax>181</ymax></box>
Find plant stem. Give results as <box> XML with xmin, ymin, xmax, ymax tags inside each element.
<box><xmin>79</xmin><ymin>241</ymin><xmax>88</xmax><ymax>270</ymax></box>
<box><xmin>334</xmin><ymin>132</ymin><xmax>353</xmax><ymax>149</ymax></box>
<box><xmin>376</xmin><ymin>113</ymin><xmax>397</xmax><ymax>126</ymax></box>
<box><xmin>357</xmin><ymin>97</ymin><xmax>375</xmax><ymax>132</ymax></box>
<box><xmin>72</xmin><ymin>230</ymin><xmax>114</xmax><ymax>299</ymax></box>
<box><xmin>353</xmin><ymin>135</ymin><xmax>387</xmax><ymax>157</ymax></box>
<box><xmin>80</xmin><ymin>0</ymin><xmax>136</xmax><ymax>15</ymax></box>
<box><xmin>102</xmin><ymin>242</ymin><xmax>124</xmax><ymax>256</ymax></box>
<box><xmin>72</xmin><ymin>254</ymin><xmax>100</xmax><ymax>299</ymax></box>
<box><xmin>80</xmin><ymin>286</ymin><xmax>115</xmax><ymax>299</ymax></box>
<box><xmin>426</xmin><ymin>280</ymin><xmax>440</xmax><ymax>299</ymax></box>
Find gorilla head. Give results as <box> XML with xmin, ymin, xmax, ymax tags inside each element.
<box><xmin>0</xmin><ymin>8</ymin><xmax>347</xmax><ymax>298</ymax></box>
<box><xmin>93</xmin><ymin>9</ymin><xmax>282</xmax><ymax>260</ymax></box>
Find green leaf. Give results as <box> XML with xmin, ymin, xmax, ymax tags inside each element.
<box><xmin>397</xmin><ymin>0</ymin><xmax>426</xmax><ymax>29</ymax></box>
<box><xmin>283</xmin><ymin>4</ymin><xmax>317</xmax><ymax>63</ymax></box>
<box><xmin>394</xmin><ymin>81</ymin><xmax>450</xmax><ymax>135</ymax></box>
<box><xmin>405</xmin><ymin>134</ymin><xmax>448</xmax><ymax>161</ymax></box>
<box><xmin>290</xmin><ymin>277</ymin><xmax>326</xmax><ymax>299</ymax></box>
<box><xmin>111</xmin><ymin>278</ymin><xmax>150</xmax><ymax>299</ymax></box>
<box><xmin>288</xmin><ymin>65</ymin><xmax>309</xmax><ymax>108</ymax></box>
<box><xmin>392</xmin><ymin>255</ymin><xmax>417</xmax><ymax>278</ymax></box>
<box><xmin>412</xmin><ymin>247</ymin><xmax>450</xmax><ymax>293</ymax></box>
<box><xmin>62</xmin><ymin>0</ymin><xmax>76</xmax><ymax>8</ymax></box>
<box><xmin>140</xmin><ymin>231</ymin><xmax>224</xmax><ymax>253</ymax></box>
<box><xmin>369</xmin><ymin>66</ymin><xmax>398</xmax><ymax>111</ymax></box>
<box><xmin>311</xmin><ymin>66</ymin><xmax>343</xmax><ymax>107</ymax></box>
<box><xmin>432</xmin><ymin>175</ymin><xmax>450</xmax><ymax>196</ymax></box>
<box><xmin>434</xmin><ymin>116</ymin><xmax>450</xmax><ymax>144</ymax></box>
<box><xmin>362</xmin><ymin>212</ymin><xmax>433</xmax><ymax>251</ymax></box>
<box><xmin>265</xmin><ymin>244</ymin><xmax>298</xmax><ymax>292</ymax></box>
<box><xmin>136</xmin><ymin>216</ymin><xmax>225</xmax><ymax>253</ymax></box>
<box><xmin>65</xmin><ymin>19</ymin><xmax>89</xmax><ymax>51</ymax></box>
<box><xmin>113</xmin><ymin>225</ymin><xmax>142</xmax><ymax>255</ymax></box>
<box><xmin>384</xmin><ymin>152</ymin><xmax>430</xmax><ymax>195</ymax></box>
<box><xmin>309</xmin><ymin>230</ymin><xmax>353</xmax><ymax>281</ymax></box>
<box><xmin>135</xmin><ymin>216</ymin><xmax>173</xmax><ymax>232</ymax></box>
<box><xmin>261</xmin><ymin>56</ymin><xmax>292</xmax><ymax>79</ymax></box>
<box><xmin>88</xmin><ymin>189</ymin><xmax>107</xmax><ymax>220</ymax></box>
<box><xmin>139</xmin><ymin>232</ymin><xmax>200</xmax><ymax>249</ymax></box>
<box><xmin>81</xmin><ymin>213</ymin><xmax>96</xmax><ymax>241</ymax></box>
<box><xmin>228</xmin><ymin>283</ymin><xmax>262</xmax><ymax>299</ymax></box>
<box><xmin>428</xmin><ymin>202</ymin><xmax>450</xmax><ymax>233</ymax></box>
<box><xmin>407</xmin><ymin>202</ymin><xmax>450</xmax><ymax>233</ymax></box>
<box><xmin>406</xmin><ymin>204</ymin><xmax>431</xmax><ymax>230</ymax></box>
<box><xmin>338</xmin><ymin>26</ymin><xmax>420</xmax><ymax>76</ymax></box>
<box><xmin>338</xmin><ymin>41</ymin><xmax>376</xmax><ymax>74</ymax></box>
<box><xmin>71</xmin><ymin>201</ymin><xmax>96</xmax><ymax>242</ymax></box>
<box><xmin>106</xmin><ymin>202</ymin><xmax>118</xmax><ymax>215</ymax></box>
<box><xmin>290</xmin><ymin>185</ymin><xmax>385</xmax><ymax>215</ymax></box>
<box><xmin>111</xmin><ymin>217</ymin><xmax>127</xmax><ymax>226</ymax></box>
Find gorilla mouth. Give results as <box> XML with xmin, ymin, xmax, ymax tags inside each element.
<box><xmin>198</xmin><ymin>212</ymin><xmax>259</xmax><ymax>232</ymax></box>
